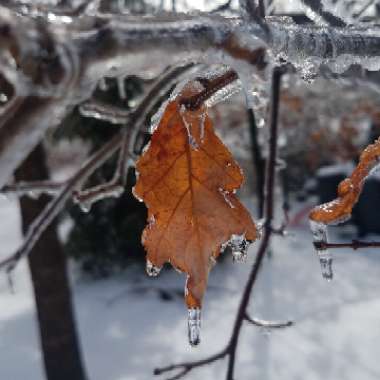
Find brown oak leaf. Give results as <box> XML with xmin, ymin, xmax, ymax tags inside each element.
<box><xmin>310</xmin><ymin>137</ymin><xmax>380</xmax><ymax>224</ymax></box>
<box><xmin>133</xmin><ymin>83</ymin><xmax>257</xmax><ymax>309</ymax></box>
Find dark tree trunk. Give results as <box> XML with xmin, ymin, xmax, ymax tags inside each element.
<box><xmin>15</xmin><ymin>144</ymin><xmax>87</xmax><ymax>380</ymax></box>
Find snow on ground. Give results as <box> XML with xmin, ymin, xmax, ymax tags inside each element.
<box><xmin>0</xmin><ymin>196</ymin><xmax>380</xmax><ymax>380</ymax></box>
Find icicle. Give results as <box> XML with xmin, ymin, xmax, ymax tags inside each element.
<box><xmin>117</xmin><ymin>76</ymin><xmax>127</xmax><ymax>100</ymax></box>
<box><xmin>318</xmin><ymin>251</ymin><xmax>333</xmax><ymax>280</ymax></box>
<box><xmin>256</xmin><ymin>218</ymin><xmax>265</xmax><ymax>239</ymax></box>
<box><xmin>99</xmin><ymin>78</ymin><xmax>108</xmax><ymax>91</ymax></box>
<box><xmin>229</xmin><ymin>233</ymin><xmax>250</xmax><ymax>263</ymax></box>
<box><xmin>146</xmin><ymin>260</ymin><xmax>162</xmax><ymax>277</ymax></box>
<box><xmin>309</xmin><ymin>220</ymin><xmax>333</xmax><ymax>280</ymax></box>
<box><xmin>0</xmin><ymin>93</ymin><xmax>8</xmax><ymax>103</ymax></box>
<box><xmin>204</xmin><ymin>81</ymin><xmax>242</xmax><ymax>108</ymax></box>
<box><xmin>78</xmin><ymin>201</ymin><xmax>91</xmax><ymax>213</ymax></box>
<box><xmin>27</xmin><ymin>190</ymin><xmax>39</xmax><ymax>200</ymax></box>
<box><xmin>188</xmin><ymin>308</ymin><xmax>201</xmax><ymax>346</ymax></box>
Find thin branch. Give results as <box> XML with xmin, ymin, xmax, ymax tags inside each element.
<box><xmin>0</xmin><ymin>64</ymin><xmax>194</xmax><ymax>272</ymax></box>
<box><xmin>1</xmin><ymin>181</ymin><xmax>64</xmax><ymax>197</ymax></box>
<box><xmin>225</xmin><ymin>66</ymin><xmax>283</xmax><ymax>380</ymax></box>
<box><xmin>79</xmin><ymin>100</ymin><xmax>131</xmax><ymax>124</ymax></box>
<box><xmin>153</xmin><ymin>350</ymin><xmax>228</xmax><ymax>379</ymax></box>
<box><xmin>180</xmin><ymin>70</ymin><xmax>239</xmax><ymax>111</ymax></box>
<box><xmin>72</xmin><ymin>128</ymin><xmax>132</xmax><ymax>211</ymax></box>
<box><xmin>354</xmin><ymin>0</ymin><xmax>376</xmax><ymax>18</ymax></box>
<box><xmin>314</xmin><ymin>240</ymin><xmax>380</xmax><ymax>250</ymax></box>
<box><xmin>301</xmin><ymin>0</ymin><xmax>347</xmax><ymax>26</ymax></box>
<box><xmin>0</xmin><ymin>131</ymin><xmax>122</xmax><ymax>272</ymax></box>
<box><xmin>258</xmin><ymin>0</ymin><xmax>266</xmax><ymax>18</ymax></box>
<box><xmin>211</xmin><ymin>0</ymin><xmax>233</xmax><ymax>13</ymax></box>
<box><xmin>244</xmin><ymin>313</ymin><xmax>293</xmax><ymax>328</ymax></box>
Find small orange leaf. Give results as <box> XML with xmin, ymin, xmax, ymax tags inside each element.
<box><xmin>310</xmin><ymin>137</ymin><xmax>380</xmax><ymax>224</ymax></box>
<box><xmin>134</xmin><ymin>83</ymin><xmax>257</xmax><ymax>309</ymax></box>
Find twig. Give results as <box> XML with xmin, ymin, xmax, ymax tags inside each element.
<box><xmin>154</xmin><ymin>350</ymin><xmax>228</xmax><ymax>379</ymax></box>
<box><xmin>211</xmin><ymin>0</ymin><xmax>233</xmax><ymax>13</ymax></box>
<box><xmin>0</xmin><ymin>64</ymin><xmax>194</xmax><ymax>272</ymax></box>
<box><xmin>244</xmin><ymin>313</ymin><xmax>293</xmax><ymax>328</ymax></box>
<box><xmin>354</xmin><ymin>0</ymin><xmax>376</xmax><ymax>18</ymax></box>
<box><xmin>314</xmin><ymin>240</ymin><xmax>380</xmax><ymax>250</ymax></box>
<box><xmin>0</xmin><ymin>131</ymin><xmax>122</xmax><ymax>272</ymax></box>
<box><xmin>225</xmin><ymin>66</ymin><xmax>283</xmax><ymax>380</ymax></box>
<box><xmin>79</xmin><ymin>100</ymin><xmax>131</xmax><ymax>124</ymax></box>
<box><xmin>72</xmin><ymin>127</ymin><xmax>132</xmax><ymax>211</ymax></box>
<box><xmin>180</xmin><ymin>70</ymin><xmax>238</xmax><ymax>111</ymax></box>
<box><xmin>154</xmin><ymin>67</ymin><xmax>285</xmax><ymax>380</ymax></box>
<box><xmin>258</xmin><ymin>0</ymin><xmax>266</xmax><ymax>18</ymax></box>
<box><xmin>301</xmin><ymin>0</ymin><xmax>347</xmax><ymax>26</ymax></box>
<box><xmin>1</xmin><ymin>181</ymin><xmax>64</xmax><ymax>197</ymax></box>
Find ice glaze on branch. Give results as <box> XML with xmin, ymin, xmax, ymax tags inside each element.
<box><xmin>2</xmin><ymin>5</ymin><xmax>380</xmax><ymax>190</ymax></box>
<box><xmin>0</xmin><ymin>64</ymin><xmax>194</xmax><ymax>272</ymax></box>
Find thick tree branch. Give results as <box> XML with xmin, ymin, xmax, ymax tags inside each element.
<box><xmin>2</xmin><ymin>7</ymin><xmax>380</xmax><ymax>190</ymax></box>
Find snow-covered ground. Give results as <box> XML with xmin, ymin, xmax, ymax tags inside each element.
<box><xmin>0</xmin><ymin>196</ymin><xmax>380</xmax><ymax>380</ymax></box>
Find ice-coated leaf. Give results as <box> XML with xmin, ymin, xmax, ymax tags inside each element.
<box><xmin>133</xmin><ymin>82</ymin><xmax>257</xmax><ymax>309</ymax></box>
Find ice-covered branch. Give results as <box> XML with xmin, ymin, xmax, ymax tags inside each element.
<box><xmin>2</xmin><ymin>6</ymin><xmax>380</xmax><ymax>190</ymax></box>
<box><xmin>301</xmin><ymin>0</ymin><xmax>347</xmax><ymax>26</ymax></box>
<box><xmin>0</xmin><ymin>63</ymin><xmax>194</xmax><ymax>272</ymax></box>
<box><xmin>244</xmin><ymin>313</ymin><xmax>294</xmax><ymax>328</ymax></box>
<box><xmin>1</xmin><ymin>181</ymin><xmax>63</xmax><ymax>197</ymax></box>
<box><xmin>72</xmin><ymin>129</ymin><xmax>132</xmax><ymax>212</ymax></box>
<box><xmin>79</xmin><ymin>100</ymin><xmax>131</xmax><ymax>124</ymax></box>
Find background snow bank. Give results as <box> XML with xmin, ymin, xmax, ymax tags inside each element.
<box><xmin>0</xmin><ymin>197</ymin><xmax>379</xmax><ymax>380</ymax></box>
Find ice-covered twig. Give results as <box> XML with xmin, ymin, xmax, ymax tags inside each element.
<box><xmin>72</xmin><ymin>129</ymin><xmax>132</xmax><ymax>212</ymax></box>
<box><xmin>79</xmin><ymin>100</ymin><xmax>131</xmax><ymax>124</ymax></box>
<box><xmin>211</xmin><ymin>0</ymin><xmax>234</xmax><ymax>13</ymax></box>
<box><xmin>239</xmin><ymin>0</ymin><xmax>266</xmax><ymax>21</ymax></box>
<box><xmin>180</xmin><ymin>69</ymin><xmax>239</xmax><ymax>110</ymax></box>
<box><xmin>301</xmin><ymin>0</ymin><xmax>347</xmax><ymax>26</ymax></box>
<box><xmin>0</xmin><ymin>131</ymin><xmax>122</xmax><ymax>273</ymax></box>
<box><xmin>155</xmin><ymin>67</ymin><xmax>287</xmax><ymax>380</ymax></box>
<box><xmin>354</xmin><ymin>0</ymin><xmax>376</xmax><ymax>19</ymax></box>
<box><xmin>0</xmin><ymin>64</ymin><xmax>194</xmax><ymax>272</ymax></box>
<box><xmin>244</xmin><ymin>313</ymin><xmax>293</xmax><ymax>328</ymax></box>
<box><xmin>1</xmin><ymin>181</ymin><xmax>64</xmax><ymax>197</ymax></box>
<box><xmin>314</xmin><ymin>240</ymin><xmax>380</xmax><ymax>250</ymax></box>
